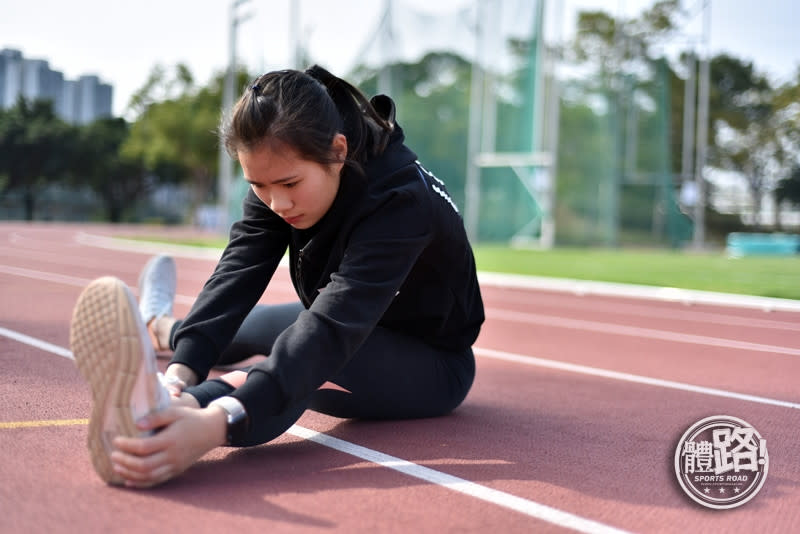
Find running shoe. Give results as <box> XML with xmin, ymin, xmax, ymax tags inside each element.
<box><xmin>70</xmin><ymin>276</ymin><xmax>170</xmax><ymax>485</ymax></box>
<box><xmin>137</xmin><ymin>254</ymin><xmax>176</xmax><ymax>325</ymax></box>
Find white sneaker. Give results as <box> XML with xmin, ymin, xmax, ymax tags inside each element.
<box><xmin>137</xmin><ymin>255</ymin><xmax>176</xmax><ymax>325</ymax></box>
<box><xmin>70</xmin><ymin>276</ymin><xmax>171</xmax><ymax>485</ymax></box>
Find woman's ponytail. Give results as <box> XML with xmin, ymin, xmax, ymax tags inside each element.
<box><xmin>221</xmin><ymin>65</ymin><xmax>393</xmax><ymax>172</ymax></box>
<box><xmin>305</xmin><ymin>65</ymin><xmax>392</xmax><ymax>164</ymax></box>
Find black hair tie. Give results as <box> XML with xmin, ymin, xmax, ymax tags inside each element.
<box><xmin>251</xmin><ymin>83</ymin><xmax>261</xmax><ymax>93</ymax></box>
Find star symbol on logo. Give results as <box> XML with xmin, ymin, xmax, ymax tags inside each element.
<box><xmin>734</xmin><ymin>488</ymin><xmax>741</xmax><ymax>493</ymax></box>
<box><xmin>719</xmin><ymin>488</ymin><xmax>726</xmax><ymax>494</ymax></box>
<box><xmin>704</xmin><ymin>488</ymin><xmax>711</xmax><ymax>494</ymax></box>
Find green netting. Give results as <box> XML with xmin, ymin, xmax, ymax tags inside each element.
<box><xmin>228</xmin><ymin>1</ymin><xmax>694</xmax><ymax>248</ymax></box>
<box><xmin>556</xmin><ymin>57</ymin><xmax>692</xmax><ymax>247</ymax></box>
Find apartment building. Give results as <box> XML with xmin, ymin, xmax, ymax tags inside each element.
<box><xmin>0</xmin><ymin>47</ymin><xmax>113</xmax><ymax>124</ymax></box>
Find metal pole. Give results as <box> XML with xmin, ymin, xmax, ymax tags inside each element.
<box><xmin>681</xmin><ymin>52</ymin><xmax>696</xmax><ymax>185</ymax></box>
<box><xmin>693</xmin><ymin>1</ymin><xmax>710</xmax><ymax>249</ymax></box>
<box><xmin>606</xmin><ymin>0</ymin><xmax>626</xmax><ymax>247</ymax></box>
<box><xmin>531</xmin><ymin>0</ymin><xmax>545</xmax><ymax>157</ymax></box>
<box><xmin>479</xmin><ymin>4</ymin><xmax>496</xmax><ymax>155</ymax></box>
<box><xmin>540</xmin><ymin>0</ymin><xmax>561</xmax><ymax>249</ymax></box>
<box><xmin>464</xmin><ymin>0</ymin><xmax>485</xmax><ymax>243</ymax></box>
<box><xmin>217</xmin><ymin>0</ymin><xmax>252</xmax><ymax>234</ymax></box>
<box><xmin>289</xmin><ymin>0</ymin><xmax>301</xmax><ymax>69</ymax></box>
<box><xmin>378</xmin><ymin>0</ymin><xmax>394</xmax><ymax>96</ymax></box>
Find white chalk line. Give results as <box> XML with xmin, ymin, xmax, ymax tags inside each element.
<box><xmin>0</xmin><ymin>327</ymin><xmax>74</xmax><ymax>360</ymax></box>
<box><xmin>473</xmin><ymin>347</ymin><xmax>800</xmax><ymax>410</ymax></box>
<box><xmin>6</xmin><ymin>238</ymin><xmax>797</xmax><ymax>333</ymax></box>
<box><xmin>1</xmin><ymin>327</ymin><xmax>629</xmax><ymax>534</ymax></box>
<box><xmin>2</xmin><ymin>262</ymin><xmax>797</xmax><ymax>358</ymax></box>
<box><xmin>5</xmin><ymin>324</ymin><xmax>796</xmax><ymax>411</ymax></box>
<box><xmin>478</xmin><ymin>272</ymin><xmax>800</xmax><ymax>313</ymax></box>
<box><xmin>486</xmin><ymin>290</ymin><xmax>799</xmax><ymax>332</ymax></box>
<box><xmin>0</xmin><ymin>264</ymin><xmax>196</xmax><ymax>306</ymax></box>
<box><xmin>485</xmin><ymin>308</ymin><xmax>800</xmax><ymax>357</ymax></box>
<box><xmin>289</xmin><ymin>425</ymin><xmax>630</xmax><ymax>534</ymax></box>
<box><xmin>65</xmin><ymin>231</ymin><xmax>800</xmax><ymax>313</ymax></box>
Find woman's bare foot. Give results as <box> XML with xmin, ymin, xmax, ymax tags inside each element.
<box><xmin>148</xmin><ymin>316</ymin><xmax>176</xmax><ymax>352</ymax></box>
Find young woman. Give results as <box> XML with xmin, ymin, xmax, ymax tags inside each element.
<box><xmin>71</xmin><ymin>65</ymin><xmax>484</xmax><ymax>488</ymax></box>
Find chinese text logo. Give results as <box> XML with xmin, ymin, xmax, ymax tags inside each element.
<box><xmin>674</xmin><ymin>415</ymin><xmax>768</xmax><ymax>509</ymax></box>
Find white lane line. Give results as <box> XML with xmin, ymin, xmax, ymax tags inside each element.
<box><xmin>4</xmin><ymin>323</ymin><xmax>800</xmax><ymax>413</ymax></box>
<box><xmin>486</xmin><ymin>308</ymin><xmax>800</xmax><ymax>356</ymax></box>
<box><xmin>0</xmin><ymin>264</ymin><xmax>93</xmax><ymax>288</ymax></box>
<box><xmin>3</xmin><ymin>328</ymin><xmax>629</xmax><ymax>534</ymax></box>
<box><xmin>0</xmin><ymin>264</ymin><xmax>196</xmax><ymax>306</ymax></box>
<box><xmin>72</xmin><ymin>231</ymin><xmax>800</xmax><ymax>313</ymax></box>
<box><xmin>3</xmin><ymin>262</ymin><xmax>797</xmax><ymax>358</ymax></box>
<box><xmin>479</xmin><ymin>272</ymin><xmax>800</xmax><ymax>313</ymax></box>
<box><xmin>73</xmin><ymin>232</ymin><xmax>225</xmax><ymax>260</ymax></box>
<box><xmin>487</xmin><ymin>291</ymin><xmax>800</xmax><ymax>331</ymax></box>
<box><xmin>475</xmin><ymin>347</ymin><xmax>800</xmax><ymax>410</ymax></box>
<box><xmin>0</xmin><ymin>327</ymin><xmax>74</xmax><ymax>360</ymax></box>
<box><xmin>289</xmin><ymin>425</ymin><xmax>630</xmax><ymax>534</ymax></box>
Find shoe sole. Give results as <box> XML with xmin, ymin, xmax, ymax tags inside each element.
<box><xmin>70</xmin><ymin>277</ymin><xmax>147</xmax><ymax>486</ymax></box>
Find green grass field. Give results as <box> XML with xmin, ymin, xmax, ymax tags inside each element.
<box><xmin>123</xmin><ymin>236</ymin><xmax>800</xmax><ymax>300</ymax></box>
<box><xmin>473</xmin><ymin>245</ymin><xmax>800</xmax><ymax>300</ymax></box>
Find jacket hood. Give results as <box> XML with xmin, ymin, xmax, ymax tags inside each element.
<box><xmin>363</xmin><ymin>95</ymin><xmax>418</xmax><ymax>180</ymax></box>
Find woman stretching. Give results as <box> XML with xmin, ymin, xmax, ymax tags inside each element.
<box><xmin>70</xmin><ymin>65</ymin><xmax>484</xmax><ymax>488</ymax></box>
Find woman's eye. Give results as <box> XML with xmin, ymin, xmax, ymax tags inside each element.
<box><xmin>284</xmin><ymin>181</ymin><xmax>299</xmax><ymax>189</ymax></box>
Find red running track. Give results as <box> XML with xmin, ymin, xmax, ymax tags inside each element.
<box><xmin>1</xmin><ymin>222</ymin><xmax>799</xmax><ymax>533</ymax></box>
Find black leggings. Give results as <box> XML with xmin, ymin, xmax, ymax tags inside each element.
<box><xmin>179</xmin><ymin>302</ymin><xmax>475</xmax><ymax>446</ymax></box>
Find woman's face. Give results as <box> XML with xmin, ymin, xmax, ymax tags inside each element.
<box><xmin>238</xmin><ymin>134</ymin><xmax>346</xmax><ymax>229</ymax></box>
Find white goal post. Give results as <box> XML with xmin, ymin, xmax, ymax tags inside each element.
<box><xmin>473</xmin><ymin>151</ymin><xmax>556</xmax><ymax>248</ymax></box>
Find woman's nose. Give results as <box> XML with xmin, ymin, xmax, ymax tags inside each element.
<box><xmin>270</xmin><ymin>191</ymin><xmax>293</xmax><ymax>214</ymax></box>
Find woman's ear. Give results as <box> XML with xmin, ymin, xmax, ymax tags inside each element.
<box><xmin>331</xmin><ymin>133</ymin><xmax>348</xmax><ymax>163</ymax></box>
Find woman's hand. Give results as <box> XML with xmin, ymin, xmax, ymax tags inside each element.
<box><xmin>111</xmin><ymin>405</ymin><xmax>227</xmax><ymax>488</ymax></box>
<box><xmin>163</xmin><ymin>363</ymin><xmax>198</xmax><ymax>397</ymax></box>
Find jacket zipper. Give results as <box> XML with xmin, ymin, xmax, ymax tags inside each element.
<box><xmin>297</xmin><ymin>248</ymin><xmax>306</xmax><ymax>305</ymax></box>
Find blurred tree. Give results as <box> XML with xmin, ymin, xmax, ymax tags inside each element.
<box><xmin>770</xmin><ymin>72</ymin><xmax>800</xmax><ymax>225</ymax></box>
<box><xmin>72</xmin><ymin>118</ymin><xmax>148</xmax><ymax>222</ymax></box>
<box><xmin>570</xmin><ymin>0</ymin><xmax>684</xmax><ymax>91</ymax></box>
<box><xmin>563</xmin><ymin>1</ymin><xmax>800</xmax><ymax>240</ymax></box>
<box><xmin>351</xmin><ymin>52</ymin><xmax>472</xmax><ymax>208</ymax></box>
<box><xmin>775</xmin><ymin>166</ymin><xmax>800</xmax><ymax>207</ymax></box>
<box><xmin>553</xmin><ymin>0</ymin><xmax>689</xmax><ymax>245</ymax></box>
<box><xmin>0</xmin><ymin>97</ymin><xmax>76</xmax><ymax>220</ymax></box>
<box><xmin>708</xmin><ymin>54</ymin><xmax>798</xmax><ymax>225</ymax></box>
<box><xmin>568</xmin><ymin>0</ymin><xmax>686</xmax><ymax>172</ymax></box>
<box><xmin>122</xmin><ymin>64</ymin><xmax>245</xmax><ymax>217</ymax></box>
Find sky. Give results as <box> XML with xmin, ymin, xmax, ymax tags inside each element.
<box><xmin>2</xmin><ymin>0</ymin><xmax>799</xmax><ymax>118</ymax></box>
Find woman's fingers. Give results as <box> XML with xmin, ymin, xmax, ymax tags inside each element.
<box><xmin>112</xmin><ymin>409</ymin><xmax>179</xmax><ymax>454</ymax></box>
<box><xmin>109</xmin><ymin>405</ymin><xmax>222</xmax><ymax>488</ymax></box>
<box><xmin>135</xmin><ymin>406</ymin><xmax>180</xmax><ymax>432</ymax></box>
<box><xmin>113</xmin><ymin>459</ymin><xmax>174</xmax><ymax>488</ymax></box>
<box><xmin>111</xmin><ymin>441</ymin><xmax>184</xmax><ymax>488</ymax></box>
<box><xmin>114</xmin><ymin>434</ymin><xmax>160</xmax><ymax>456</ymax></box>
<box><xmin>111</xmin><ymin>449</ymin><xmax>169</xmax><ymax>476</ymax></box>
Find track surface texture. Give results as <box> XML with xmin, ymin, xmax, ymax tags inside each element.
<box><xmin>2</xmin><ymin>223</ymin><xmax>799</xmax><ymax>533</ymax></box>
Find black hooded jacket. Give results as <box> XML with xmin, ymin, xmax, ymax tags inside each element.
<box><xmin>170</xmin><ymin>98</ymin><xmax>485</xmax><ymax>420</ymax></box>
